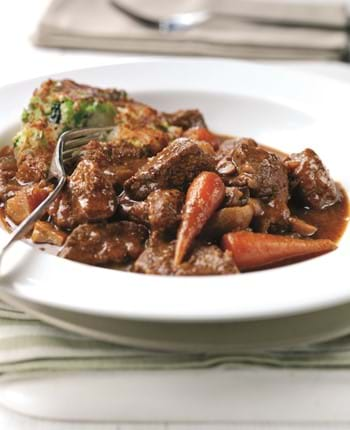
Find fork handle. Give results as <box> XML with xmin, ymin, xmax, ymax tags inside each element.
<box><xmin>0</xmin><ymin>177</ymin><xmax>67</xmax><ymax>261</ymax></box>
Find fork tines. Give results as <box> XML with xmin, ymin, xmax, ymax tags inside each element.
<box><xmin>62</xmin><ymin>126</ymin><xmax>115</xmax><ymax>162</ymax></box>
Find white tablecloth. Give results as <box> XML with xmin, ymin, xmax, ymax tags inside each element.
<box><xmin>1</xmin><ymin>0</ymin><xmax>350</xmax><ymax>428</ymax></box>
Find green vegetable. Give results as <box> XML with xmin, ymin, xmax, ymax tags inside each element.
<box><xmin>21</xmin><ymin>109</ymin><xmax>29</xmax><ymax>123</ymax></box>
<box><xmin>60</xmin><ymin>100</ymin><xmax>74</xmax><ymax>129</ymax></box>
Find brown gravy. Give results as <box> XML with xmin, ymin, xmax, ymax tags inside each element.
<box><xmin>290</xmin><ymin>184</ymin><xmax>349</xmax><ymax>243</ymax></box>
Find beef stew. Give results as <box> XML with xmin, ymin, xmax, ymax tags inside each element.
<box><xmin>0</xmin><ymin>80</ymin><xmax>348</xmax><ymax>276</ymax></box>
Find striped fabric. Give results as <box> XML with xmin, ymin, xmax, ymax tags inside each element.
<box><xmin>2</xmin><ymin>301</ymin><xmax>350</xmax><ymax>380</ymax></box>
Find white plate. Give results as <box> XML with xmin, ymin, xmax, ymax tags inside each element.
<box><xmin>0</xmin><ymin>59</ymin><xmax>349</xmax><ymax>322</ymax></box>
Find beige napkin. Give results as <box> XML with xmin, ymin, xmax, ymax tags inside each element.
<box><xmin>34</xmin><ymin>0</ymin><xmax>348</xmax><ymax>60</ymax></box>
<box><xmin>4</xmin><ymin>299</ymin><xmax>350</xmax><ymax>382</ymax></box>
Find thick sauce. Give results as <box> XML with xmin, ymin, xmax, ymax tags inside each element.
<box><xmin>290</xmin><ymin>184</ymin><xmax>349</xmax><ymax>242</ymax></box>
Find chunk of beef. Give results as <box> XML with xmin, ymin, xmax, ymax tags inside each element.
<box><xmin>118</xmin><ymin>194</ymin><xmax>149</xmax><ymax>224</ymax></box>
<box><xmin>16</xmin><ymin>146</ymin><xmax>53</xmax><ymax>183</ymax></box>
<box><xmin>82</xmin><ymin>139</ymin><xmax>145</xmax><ymax>165</ymax></box>
<box><xmin>124</xmin><ymin>138</ymin><xmax>215</xmax><ymax>200</ymax></box>
<box><xmin>231</xmin><ymin>139</ymin><xmax>289</xmax><ymax>200</ymax></box>
<box><xmin>69</xmin><ymin>159</ymin><xmax>117</xmax><ymax>220</ymax></box>
<box><xmin>254</xmin><ymin>199</ymin><xmax>291</xmax><ymax>234</ymax></box>
<box><xmin>221</xmin><ymin>138</ymin><xmax>291</xmax><ymax>232</ymax></box>
<box><xmin>285</xmin><ymin>148</ymin><xmax>338</xmax><ymax>210</ymax></box>
<box><xmin>119</xmin><ymin>189</ymin><xmax>184</xmax><ymax>235</ymax></box>
<box><xmin>147</xmin><ymin>189</ymin><xmax>184</xmax><ymax>234</ymax></box>
<box><xmin>134</xmin><ymin>240</ymin><xmax>175</xmax><ymax>275</ymax></box>
<box><xmin>48</xmin><ymin>187</ymin><xmax>85</xmax><ymax>230</ymax></box>
<box><xmin>165</xmin><ymin>109</ymin><xmax>207</xmax><ymax>130</ymax></box>
<box><xmin>0</xmin><ymin>147</ymin><xmax>18</xmax><ymax>201</ymax></box>
<box><xmin>49</xmin><ymin>159</ymin><xmax>117</xmax><ymax>229</ymax></box>
<box><xmin>134</xmin><ymin>241</ymin><xmax>238</xmax><ymax>276</ymax></box>
<box><xmin>80</xmin><ymin>140</ymin><xmax>147</xmax><ymax>187</ymax></box>
<box><xmin>59</xmin><ymin>221</ymin><xmax>148</xmax><ymax>265</ymax></box>
<box><xmin>177</xmin><ymin>245</ymin><xmax>239</xmax><ymax>276</ymax></box>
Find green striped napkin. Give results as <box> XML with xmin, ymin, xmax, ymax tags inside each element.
<box><xmin>2</xmin><ymin>300</ymin><xmax>350</xmax><ymax>380</ymax></box>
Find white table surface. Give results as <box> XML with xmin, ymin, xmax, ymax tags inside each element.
<box><xmin>2</xmin><ymin>0</ymin><xmax>350</xmax><ymax>428</ymax></box>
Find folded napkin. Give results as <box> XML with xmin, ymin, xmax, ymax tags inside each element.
<box><xmin>2</xmin><ymin>300</ymin><xmax>350</xmax><ymax>381</ymax></box>
<box><xmin>34</xmin><ymin>0</ymin><xmax>348</xmax><ymax>60</ymax></box>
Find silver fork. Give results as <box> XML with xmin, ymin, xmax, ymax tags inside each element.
<box><xmin>110</xmin><ymin>0</ymin><xmax>210</xmax><ymax>32</ymax></box>
<box><xmin>0</xmin><ymin>126</ymin><xmax>115</xmax><ymax>260</ymax></box>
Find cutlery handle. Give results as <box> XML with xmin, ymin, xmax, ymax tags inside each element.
<box><xmin>0</xmin><ymin>177</ymin><xmax>67</xmax><ymax>261</ymax></box>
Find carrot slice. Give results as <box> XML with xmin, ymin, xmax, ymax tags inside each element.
<box><xmin>222</xmin><ymin>231</ymin><xmax>337</xmax><ymax>271</ymax></box>
<box><xmin>174</xmin><ymin>171</ymin><xmax>225</xmax><ymax>265</ymax></box>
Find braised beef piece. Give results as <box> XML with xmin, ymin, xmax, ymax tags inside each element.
<box><xmin>177</xmin><ymin>245</ymin><xmax>239</xmax><ymax>276</ymax></box>
<box><xmin>60</xmin><ymin>221</ymin><xmax>148</xmax><ymax>265</ymax></box>
<box><xmin>147</xmin><ymin>189</ymin><xmax>183</xmax><ymax>234</ymax></box>
<box><xmin>230</xmin><ymin>139</ymin><xmax>289</xmax><ymax>200</ymax></box>
<box><xmin>285</xmin><ymin>148</ymin><xmax>338</xmax><ymax>210</ymax></box>
<box><xmin>69</xmin><ymin>160</ymin><xmax>117</xmax><ymax>220</ymax></box>
<box><xmin>16</xmin><ymin>150</ymin><xmax>52</xmax><ymax>183</ymax></box>
<box><xmin>119</xmin><ymin>189</ymin><xmax>183</xmax><ymax>235</ymax></box>
<box><xmin>134</xmin><ymin>240</ymin><xmax>175</xmax><ymax>275</ymax></box>
<box><xmin>79</xmin><ymin>140</ymin><xmax>147</xmax><ymax>187</ymax></box>
<box><xmin>134</xmin><ymin>241</ymin><xmax>238</xmax><ymax>276</ymax></box>
<box><xmin>124</xmin><ymin>138</ymin><xmax>215</xmax><ymax>200</ymax></box>
<box><xmin>0</xmin><ymin>147</ymin><xmax>19</xmax><ymax>201</ymax></box>
<box><xmin>217</xmin><ymin>138</ymin><xmax>291</xmax><ymax>232</ymax></box>
<box><xmin>254</xmin><ymin>200</ymin><xmax>291</xmax><ymax>234</ymax></box>
<box><xmin>49</xmin><ymin>159</ymin><xmax>117</xmax><ymax>229</ymax></box>
<box><xmin>48</xmin><ymin>187</ymin><xmax>86</xmax><ymax>230</ymax></box>
<box><xmin>81</xmin><ymin>139</ymin><xmax>144</xmax><ymax>164</ymax></box>
<box><xmin>164</xmin><ymin>109</ymin><xmax>207</xmax><ymax>130</ymax></box>
<box><xmin>118</xmin><ymin>194</ymin><xmax>149</xmax><ymax>224</ymax></box>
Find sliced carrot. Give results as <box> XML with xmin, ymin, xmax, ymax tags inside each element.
<box><xmin>174</xmin><ymin>171</ymin><xmax>225</xmax><ymax>265</ymax></box>
<box><xmin>222</xmin><ymin>231</ymin><xmax>337</xmax><ymax>271</ymax></box>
